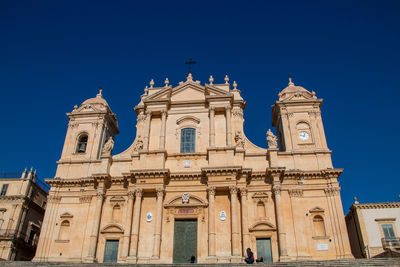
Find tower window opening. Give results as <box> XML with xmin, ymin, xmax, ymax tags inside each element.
<box><xmin>76</xmin><ymin>134</ymin><xmax>88</xmax><ymax>153</ymax></box>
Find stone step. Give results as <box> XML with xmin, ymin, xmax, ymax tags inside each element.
<box><xmin>0</xmin><ymin>258</ymin><xmax>399</xmax><ymax>267</ymax></box>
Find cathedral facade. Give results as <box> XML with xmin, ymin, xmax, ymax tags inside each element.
<box><xmin>33</xmin><ymin>74</ymin><xmax>352</xmax><ymax>263</ymax></box>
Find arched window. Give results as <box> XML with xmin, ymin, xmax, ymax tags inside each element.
<box><xmin>76</xmin><ymin>134</ymin><xmax>88</xmax><ymax>153</ymax></box>
<box><xmin>313</xmin><ymin>215</ymin><xmax>326</xmax><ymax>236</ymax></box>
<box><xmin>180</xmin><ymin>128</ymin><xmax>195</xmax><ymax>153</ymax></box>
<box><xmin>59</xmin><ymin>220</ymin><xmax>70</xmax><ymax>240</ymax></box>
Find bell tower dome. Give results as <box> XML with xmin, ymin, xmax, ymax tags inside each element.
<box><xmin>58</xmin><ymin>89</ymin><xmax>119</xmax><ymax>168</ymax></box>
<box><xmin>272</xmin><ymin>78</ymin><xmax>329</xmax><ymax>153</ymax></box>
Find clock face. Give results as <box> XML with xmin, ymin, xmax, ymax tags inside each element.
<box><xmin>299</xmin><ymin>131</ymin><xmax>309</xmax><ymax>140</ymax></box>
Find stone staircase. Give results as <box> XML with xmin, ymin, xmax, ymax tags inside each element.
<box><xmin>0</xmin><ymin>258</ymin><xmax>400</xmax><ymax>267</ymax></box>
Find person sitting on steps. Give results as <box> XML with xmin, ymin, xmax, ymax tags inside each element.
<box><xmin>244</xmin><ymin>248</ymin><xmax>254</xmax><ymax>264</ymax></box>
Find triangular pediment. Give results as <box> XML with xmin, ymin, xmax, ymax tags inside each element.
<box><xmin>284</xmin><ymin>91</ymin><xmax>315</xmax><ymax>101</ymax></box>
<box><xmin>76</xmin><ymin>104</ymin><xmax>102</xmax><ymax>113</ymax></box>
<box><xmin>145</xmin><ymin>81</ymin><xmax>232</xmax><ymax>102</ymax></box>
<box><xmin>60</xmin><ymin>212</ymin><xmax>73</xmax><ymax>218</ymax></box>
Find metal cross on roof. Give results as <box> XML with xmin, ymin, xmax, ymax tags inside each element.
<box><xmin>185</xmin><ymin>58</ymin><xmax>196</xmax><ymax>74</ymax></box>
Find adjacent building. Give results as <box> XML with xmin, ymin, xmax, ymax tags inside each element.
<box><xmin>34</xmin><ymin>74</ymin><xmax>352</xmax><ymax>263</ymax></box>
<box><xmin>345</xmin><ymin>198</ymin><xmax>400</xmax><ymax>258</ymax></box>
<box><xmin>0</xmin><ymin>168</ymin><xmax>49</xmax><ymax>260</ymax></box>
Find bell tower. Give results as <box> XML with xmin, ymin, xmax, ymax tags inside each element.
<box><xmin>58</xmin><ymin>89</ymin><xmax>119</xmax><ymax>168</ymax></box>
<box><xmin>272</xmin><ymin>78</ymin><xmax>329</xmax><ymax>153</ymax></box>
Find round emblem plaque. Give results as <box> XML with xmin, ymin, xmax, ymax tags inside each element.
<box><xmin>219</xmin><ymin>210</ymin><xmax>227</xmax><ymax>221</ymax></box>
<box><xmin>146</xmin><ymin>212</ymin><xmax>153</xmax><ymax>222</ymax></box>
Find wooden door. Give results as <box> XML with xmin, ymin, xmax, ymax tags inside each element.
<box><xmin>173</xmin><ymin>219</ymin><xmax>197</xmax><ymax>263</ymax></box>
<box><xmin>256</xmin><ymin>238</ymin><xmax>272</xmax><ymax>262</ymax></box>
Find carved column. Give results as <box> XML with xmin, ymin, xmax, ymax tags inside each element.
<box><xmin>207</xmin><ymin>186</ymin><xmax>216</xmax><ymax>257</ymax></box>
<box><xmin>209</xmin><ymin>107</ymin><xmax>215</xmax><ymax>147</ymax></box>
<box><xmin>87</xmin><ymin>189</ymin><xmax>105</xmax><ymax>261</ymax></box>
<box><xmin>273</xmin><ymin>185</ymin><xmax>288</xmax><ymax>260</ymax></box>
<box><xmin>159</xmin><ymin>110</ymin><xmax>167</xmax><ymax>150</ymax></box>
<box><xmin>240</xmin><ymin>188</ymin><xmax>250</xmax><ymax>256</ymax></box>
<box><xmin>128</xmin><ymin>188</ymin><xmax>143</xmax><ymax>260</ymax></box>
<box><xmin>152</xmin><ymin>187</ymin><xmax>164</xmax><ymax>259</ymax></box>
<box><xmin>226</xmin><ymin>106</ymin><xmax>232</xmax><ymax>146</ymax></box>
<box><xmin>122</xmin><ymin>191</ymin><xmax>135</xmax><ymax>259</ymax></box>
<box><xmin>230</xmin><ymin>186</ymin><xmax>240</xmax><ymax>256</ymax></box>
<box><xmin>143</xmin><ymin>111</ymin><xmax>152</xmax><ymax>150</ymax></box>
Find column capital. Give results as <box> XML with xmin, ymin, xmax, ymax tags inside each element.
<box><xmin>96</xmin><ymin>191</ymin><xmax>105</xmax><ymax>200</ymax></box>
<box><xmin>239</xmin><ymin>188</ymin><xmax>248</xmax><ymax>197</ymax></box>
<box><xmin>135</xmin><ymin>188</ymin><xmax>143</xmax><ymax>198</ymax></box>
<box><xmin>229</xmin><ymin>186</ymin><xmax>238</xmax><ymax>194</ymax></box>
<box><xmin>209</xmin><ymin>106</ymin><xmax>216</xmax><ymax>111</ymax></box>
<box><xmin>127</xmin><ymin>190</ymin><xmax>135</xmax><ymax>199</ymax></box>
<box><xmin>156</xmin><ymin>187</ymin><xmax>165</xmax><ymax>197</ymax></box>
<box><xmin>207</xmin><ymin>186</ymin><xmax>216</xmax><ymax>196</ymax></box>
<box><xmin>225</xmin><ymin>105</ymin><xmax>231</xmax><ymax>111</ymax></box>
<box><xmin>160</xmin><ymin>109</ymin><xmax>167</xmax><ymax>116</ymax></box>
<box><xmin>272</xmin><ymin>185</ymin><xmax>281</xmax><ymax>196</ymax></box>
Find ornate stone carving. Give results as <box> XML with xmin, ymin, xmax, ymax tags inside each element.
<box><xmin>207</xmin><ymin>186</ymin><xmax>216</xmax><ymax>196</ymax></box>
<box><xmin>288</xmin><ymin>189</ymin><xmax>303</xmax><ymax>198</ymax></box>
<box><xmin>79</xmin><ymin>195</ymin><xmax>92</xmax><ymax>203</ymax></box>
<box><xmin>101</xmin><ymin>137</ymin><xmax>114</xmax><ymax>155</ymax></box>
<box><xmin>229</xmin><ymin>186</ymin><xmax>238</xmax><ymax>194</ymax></box>
<box><xmin>48</xmin><ymin>195</ymin><xmax>62</xmax><ymax>203</ymax></box>
<box><xmin>232</xmin><ymin>109</ymin><xmax>243</xmax><ymax>118</ymax></box>
<box><xmin>324</xmin><ymin>187</ymin><xmax>341</xmax><ymax>196</ymax></box>
<box><xmin>133</xmin><ymin>136</ymin><xmax>144</xmax><ymax>152</ymax></box>
<box><xmin>182</xmin><ymin>193</ymin><xmax>190</xmax><ymax>204</ymax></box>
<box><xmin>135</xmin><ymin>188</ymin><xmax>143</xmax><ymax>198</ymax></box>
<box><xmin>272</xmin><ymin>185</ymin><xmax>281</xmax><ymax>196</ymax></box>
<box><xmin>127</xmin><ymin>191</ymin><xmax>135</xmax><ymax>199</ymax></box>
<box><xmin>234</xmin><ymin>130</ymin><xmax>245</xmax><ymax>148</ymax></box>
<box><xmin>239</xmin><ymin>188</ymin><xmax>248</xmax><ymax>197</ymax></box>
<box><xmin>137</xmin><ymin>111</ymin><xmax>146</xmax><ymax>123</ymax></box>
<box><xmin>266</xmin><ymin>129</ymin><xmax>278</xmax><ymax>149</ymax></box>
<box><xmin>96</xmin><ymin>191</ymin><xmax>105</xmax><ymax>200</ymax></box>
<box><xmin>156</xmin><ymin>187</ymin><xmax>165</xmax><ymax>198</ymax></box>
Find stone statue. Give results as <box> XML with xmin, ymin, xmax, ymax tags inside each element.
<box><xmin>235</xmin><ymin>130</ymin><xmax>245</xmax><ymax>148</ymax></box>
<box><xmin>102</xmin><ymin>137</ymin><xmax>114</xmax><ymax>155</ymax></box>
<box><xmin>266</xmin><ymin>129</ymin><xmax>277</xmax><ymax>149</ymax></box>
<box><xmin>133</xmin><ymin>136</ymin><xmax>144</xmax><ymax>152</ymax></box>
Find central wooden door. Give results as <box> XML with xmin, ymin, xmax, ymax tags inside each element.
<box><xmin>173</xmin><ymin>219</ymin><xmax>197</xmax><ymax>263</ymax></box>
<box><xmin>103</xmin><ymin>240</ymin><xmax>119</xmax><ymax>262</ymax></box>
<box><xmin>256</xmin><ymin>238</ymin><xmax>272</xmax><ymax>262</ymax></box>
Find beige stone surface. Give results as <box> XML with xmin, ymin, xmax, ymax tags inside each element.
<box><xmin>34</xmin><ymin>75</ymin><xmax>352</xmax><ymax>263</ymax></box>
<box><xmin>0</xmin><ymin>169</ymin><xmax>48</xmax><ymax>260</ymax></box>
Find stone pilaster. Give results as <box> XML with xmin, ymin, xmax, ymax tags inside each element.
<box><xmin>207</xmin><ymin>186</ymin><xmax>216</xmax><ymax>258</ymax></box>
<box><xmin>273</xmin><ymin>184</ymin><xmax>289</xmax><ymax>261</ymax></box>
<box><xmin>229</xmin><ymin>186</ymin><xmax>240</xmax><ymax>257</ymax></box>
<box><xmin>226</xmin><ymin>106</ymin><xmax>232</xmax><ymax>146</ymax></box>
<box><xmin>143</xmin><ymin>111</ymin><xmax>152</xmax><ymax>150</ymax></box>
<box><xmin>240</xmin><ymin>188</ymin><xmax>250</xmax><ymax>256</ymax></box>
<box><xmin>159</xmin><ymin>109</ymin><xmax>167</xmax><ymax>150</ymax></box>
<box><xmin>85</xmin><ymin>189</ymin><xmax>105</xmax><ymax>262</ymax></box>
<box><xmin>152</xmin><ymin>187</ymin><xmax>164</xmax><ymax>259</ymax></box>
<box><xmin>127</xmin><ymin>188</ymin><xmax>143</xmax><ymax>262</ymax></box>
<box><xmin>121</xmin><ymin>191</ymin><xmax>135</xmax><ymax>260</ymax></box>
<box><xmin>209</xmin><ymin>107</ymin><xmax>215</xmax><ymax>147</ymax></box>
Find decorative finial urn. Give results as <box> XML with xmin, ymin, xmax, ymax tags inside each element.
<box><xmin>209</xmin><ymin>75</ymin><xmax>214</xmax><ymax>85</ymax></box>
<box><xmin>233</xmin><ymin>81</ymin><xmax>238</xmax><ymax>90</ymax></box>
<box><xmin>187</xmin><ymin>73</ymin><xmax>193</xmax><ymax>82</ymax></box>
<box><xmin>149</xmin><ymin>79</ymin><xmax>154</xmax><ymax>88</ymax></box>
<box><xmin>165</xmin><ymin>78</ymin><xmax>169</xmax><ymax>87</ymax></box>
<box><xmin>224</xmin><ymin>75</ymin><xmax>229</xmax><ymax>84</ymax></box>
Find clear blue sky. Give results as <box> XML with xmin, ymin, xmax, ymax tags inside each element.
<box><xmin>1</xmin><ymin>0</ymin><xmax>399</xmax><ymax>211</ymax></box>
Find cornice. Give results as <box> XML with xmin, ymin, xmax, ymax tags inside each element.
<box><xmin>56</xmin><ymin>159</ymin><xmax>102</xmax><ymax>165</ymax></box>
<box><xmin>353</xmin><ymin>202</ymin><xmax>400</xmax><ymax>210</ymax></box>
<box><xmin>46</xmin><ymin>177</ymin><xmax>95</xmax><ymax>187</ymax></box>
<box><xmin>170</xmin><ymin>172</ymin><xmax>203</xmax><ymax>181</ymax></box>
<box><xmin>130</xmin><ymin>169</ymin><xmax>170</xmax><ymax>179</ymax></box>
<box><xmin>201</xmin><ymin>166</ymin><xmax>242</xmax><ymax>177</ymax></box>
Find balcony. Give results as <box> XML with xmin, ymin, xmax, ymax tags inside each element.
<box><xmin>381</xmin><ymin>237</ymin><xmax>400</xmax><ymax>250</ymax></box>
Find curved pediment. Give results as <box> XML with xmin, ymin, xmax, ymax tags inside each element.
<box><xmin>164</xmin><ymin>194</ymin><xmax>208</xmax><ymax>208</ymax></box>
<box><xmin>176</xmin><ymin>115</ymin><xmax>200</xmax><ymax>125</ymax></box>
<box><xmin>100</xmin><ymin>224</ymin><xmax>124</xmax><ymax>234</ymax></box>
<box><xmin>249</xmin><ymin>220</ymin><xmax>276</xmax><ymax>232</ymax></box>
